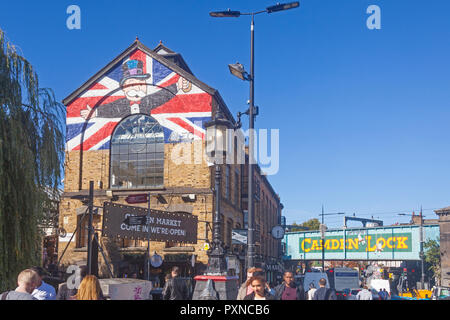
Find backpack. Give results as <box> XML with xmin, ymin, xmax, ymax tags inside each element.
<box><xmin>1</xmin><ymin>291</ymin><xmax>9</xmax><ymax>300</ymax></box>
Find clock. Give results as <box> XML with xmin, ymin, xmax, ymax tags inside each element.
<box><xmin>271</xmin><ymin>225</ymin><xmax>285</xmax><ymax>240</ymax></box>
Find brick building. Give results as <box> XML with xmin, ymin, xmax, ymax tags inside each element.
<box><xmin>239</xmin><ymin>152</ymin><xmax>284</xmax><ymax>284</ymax></box>
<box><xmin>435</xmin><ymin>206</ymin><xmax>450</xmax><ymax>286</ymax></box>
<box><xmin>57</xmin><ymin>40</ymin><xmax>247</xmax><ymax>283</ymax></box>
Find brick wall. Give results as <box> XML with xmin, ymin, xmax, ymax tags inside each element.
<box><xmin>59</xmin><ymin>139</ymin><xmax>243</xmax><ymax>276</ymax></box>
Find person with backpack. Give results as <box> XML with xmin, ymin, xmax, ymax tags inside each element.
<box><xmin>1</xmin><ymin>269</ymin><xmax>40</xmax><ymax>300</ymax></box>
<box><xmin>312</xmin><ymin>278</ymin><xmax>337</xmax><ymax>300</ymax></box>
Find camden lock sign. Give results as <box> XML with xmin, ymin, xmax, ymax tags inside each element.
<box><xmin>102</xmin><ymin>202</ymin><xmax>198</xmax><ymax>244</ymax></box>
<box><xmin>299</xmin><ymin>233</ymin><xmax>412</xmax><ymax>254</ymax></box>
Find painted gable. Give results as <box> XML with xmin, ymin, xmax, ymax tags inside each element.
<box><xmin>66</xmin><ymin>48</ymin><xmax>211</xmax><ymax>151</ymax></box>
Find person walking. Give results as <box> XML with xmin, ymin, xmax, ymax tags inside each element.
<box><xmin>274</xmin><ymin>271</ymin><xmax>305</xmax><ymax>300</ymax></box>
<box><xmin>30</xmin><ymin>266</ymin><xmax>56</xmax><ymax>300</ymax></box>
<box><xmin>162</xmin><ymin>266</ymin><xmax>189</xmax><ymax>300</ymax></box>
<box><xmin>73</xmin><ymin>275</ymin><xmax>103</xmax><ymax>300</ymax></box>
<box><xmin>243</xmin><ymin>276</ymin><xmax>275</xmax><ymax>300</ymax></box>
<box><xmin>382</xmin><ymin>288</ymin><xmax>390</xmax><ymax>300</ymax></box>
<box><xmin>236</xmin><ymin>267</ymin><xmax>264</xmax><ymax>300</ymax></box>
<box><xmin>356</xmin><ymin>285</ymin><xmax>373</xmax><ymax>300</ymax></box>
<box><xmin>56</xmin><ymin>265</ymin><xmax>88</xmax><ymax>300</ymax></box>
<box><xmin>378</xmin><ymin>288</ymin><xmax>384</xmax><ymax>300</ymax></box>
<box><xmin>1</xmin><ymin>269</ymin><xmax>40</xmax><ymax>300</ymax></box>
<box><xmin>307</xmin><ymin>283</ymin><xmax>317</xmax><ymax>300</ymax></box>
<box><xmin>313</xmin><ymin>278</ymin><xmax>337</xmax><ymax>300</ymax></box>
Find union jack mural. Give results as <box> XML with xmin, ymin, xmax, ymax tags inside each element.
<box><xmin>65</xmin><ymin>48</ymin><xmax>212</xmax><ymax>151</ymax></box>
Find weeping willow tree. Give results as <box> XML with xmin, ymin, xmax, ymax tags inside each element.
<box><xmin>0</xmin><ymin>29</ymin><xmax>64</xmax><ymax>291</ymax></box>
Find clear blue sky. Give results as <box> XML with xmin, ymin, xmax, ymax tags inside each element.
<box><xmin>1</xmin><ymin>0</ymin><xmax>450</xmax><ymax>228</ymax></box>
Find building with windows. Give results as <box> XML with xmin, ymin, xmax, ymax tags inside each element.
<box><xmin>239</xmin><ymin>152</ymin><xmax>284</xmax><ymax>284</ymax></box>
<box><xmin>58</xmin><ymin>40</ymin><xmax>246</xmax><ymax>282</ymax></box>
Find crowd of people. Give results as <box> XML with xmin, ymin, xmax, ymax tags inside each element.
<box><xmin>1</xmin><ymin>265</ymin><xmax>390</xmax><ymax>300</ymax></box>
<box><xmin>1</xmin><ymin>266</ymin><xmax>104</xmax><ymax>300</ymax></box>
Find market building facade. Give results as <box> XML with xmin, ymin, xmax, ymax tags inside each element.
<box><xmin>57</xmin><ymin>40</ymin><xmax>248</xmax><ymax>286</ymax></box>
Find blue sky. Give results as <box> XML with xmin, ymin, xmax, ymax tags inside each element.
<box><xmin>1</xmin><ymin>0</ymin><xmax>450</xmax><ymax>227</ymax></box>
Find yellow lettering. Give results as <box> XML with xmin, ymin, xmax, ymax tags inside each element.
<box><xmin>348</xmin><ymin>238</ymin><xmax>359</xmax><ymax>250</ymax></box>
<box><xmin>324</xmin><ymin>239</ymin><xmax>331</xmax><ymax>250</ymax></box>
<box><xmin>376</xmin><ymin>238</ymin><xmax>386</xmax><ymax>249</ymax></box>
<box><xmin>366</xmin><ymin>236</ymin><xmax>376</xmax><ymax>252</ymax></box>
<box><xmin>386</xmin><ymin>237</ymin><xmax>395</xmax><ymax>249</ymax></box>
<box><xmin>340</xmin><ymin>239</ymin><xmax>344</xmax><ymax>250</ymax></box>
<box><xmin>302</xmin><ymin>239</ymin><xmax>311</xmax><ymax>253</ymax></box>
<box><xmin>311</xmin><ymin>240</ymin><xmax>320</xmax><ymax>251</ymax></box>
<box><xmin>397</xmin><ymin>237</ymin><xmax>408</xmax><ymax>249</ymax></box>
<box><xmin>331</xmin><ymin>239</ymin><xmax>340</xmax><ymax>250</ymax></box>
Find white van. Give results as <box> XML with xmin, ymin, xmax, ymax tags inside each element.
<box><xmin>303</xmin><ymin>272</ymin><xmax>329</xmax><ymax>292</ymax></box>
<box><xmin>369</xmin><ymin>279</ymin><xmax>390</xmax><ymax>294</ymax></box>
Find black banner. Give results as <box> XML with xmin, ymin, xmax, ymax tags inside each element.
<box><xmin>102</xmin><ymin>202</ymin><xmax>198</xmax><ymax>244</ymax></box>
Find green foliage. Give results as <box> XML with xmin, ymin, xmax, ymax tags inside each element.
<box><xmin>424</xmin><ymin>239</ymin><xmax>440</xmax><ymax>284</ymax></box>
<box><xmin>0</xmin><ymin>29</ymin><xmax>64</xmax><ymax>291</ymax></box>
<box><xmin>290</xmin><ymin>218</ymin><xmax>320</xmax><ymax>231</ymax></box>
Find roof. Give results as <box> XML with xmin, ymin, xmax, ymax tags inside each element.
<box><xmin>62</xmin><ymin>39</ymin><xmax>236</xmax><ymax>125</ymax></box>
<box><xmin>435</xmin><ymin>206</ymin><xmax>450</xmax><ymax>214</ymax></box>
<box><xmin>153</xmin><ymin>42</ymin><xmax>194</xmax><ymax>75</ymax></box>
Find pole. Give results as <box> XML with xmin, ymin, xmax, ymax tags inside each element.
<box><xmin>321</xmin><ymin>205</ymin><xmax>324</xmax><ymax>271</ymax></box>
<box><xmin>247</xmin><ymin>13</ymin><xmax>256</xmax><ymax>270</ymax></box>
<box><xmin>147</xmin><ymin>192</ymin><xmax>151</xmax><ymax>281</ymax></box>
<box><xmin>420</xmin><ymin>206</ymin><xmax>425</xmax><ymax>289</ymax></box>
<box><xmin>87</xmin><ymin>181</ymin><xmax>94</xmax><ymax>275</ymax></box>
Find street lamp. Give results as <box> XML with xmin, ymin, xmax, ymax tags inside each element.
<box><xmin>204</xmin><ymin>108</ymin><xmax>232</xmax><ymax>275</ymax></box>
<box><xmin>210</xmin><ymin>1</ymin><xmax>300</xmax><ymax>270</ymax></box>
<box><xmin>192</xmin><ymin>108</ymin><xmax>240</xmax><ymax>300</ymax></box>
<box><xmin>398</xmin><ymin>210</ymin><xmax>426</xmax><ymax>289</ymax></box>
<box><xmin>319</xmin><ymin>205</ymin><xmax>344</xmax><ymax>271</ymax></box>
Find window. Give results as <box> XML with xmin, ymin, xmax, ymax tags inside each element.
<box><xmin>110</xmin><ymin>115</ymin><xmax>164</xmax><ymax>189</ymax></box>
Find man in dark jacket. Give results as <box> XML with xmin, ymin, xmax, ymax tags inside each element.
<box><xmin>313</xmin><ymin>278</ymin><xmax>337</xmax><ymax>300</ymax></box>
<box><xmin>162</xmin><ymin>266</ymin><xmax>189</xmax><ymax>300</ymax></box>
<box><xmin>274</xmin><ymin>271</ymin><xmax>305</xmax><ymax>300</ymax></box>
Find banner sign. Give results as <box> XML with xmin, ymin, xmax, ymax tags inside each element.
<box><xmin>299</xmin><ymin>232</ymin><xmax>412</xmax><ymax>253</ymax></box>
<box><xmin>102</xmin><ymin>202</ymin><xmax>198</xmax><ymax>244</ymax></box>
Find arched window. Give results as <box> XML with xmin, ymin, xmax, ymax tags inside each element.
<box><xmin>110</xmin><ymin>114</ymin><xmax>164</xmax><ymax>189</ymax></box>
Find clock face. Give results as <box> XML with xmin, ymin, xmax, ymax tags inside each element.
<box><xmin>271</xmin><ymin>226</ymin><xmax>285</xmax><ymax>239</ymax></box>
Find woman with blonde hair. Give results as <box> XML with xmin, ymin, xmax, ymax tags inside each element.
<box><xmin>73</xmin><ymin>275</ymin><xmax>103</xmax><ymax>300</ymax></box>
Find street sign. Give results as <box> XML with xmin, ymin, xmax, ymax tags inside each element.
<box><xmin>232</xmin><ymin>229</ymin><xmax>248</xmax><ymax>245</ymax></box>
<box><xmin>125</xmin><ymin>194</ymin><xmax>148</xmax><ymax>204</ymax></box>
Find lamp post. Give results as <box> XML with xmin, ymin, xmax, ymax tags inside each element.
<box><xmin>398</xmin><ymin>210</ymin><xmax>426</xmax><ymax>289</ymax></box>
<box><xmin>204</xmin><ymin>108</ymin><xmax>232</xmax><ymax>275</ymax></box>
<box><xmin>192</xmin><ymin>108</ymin><xmax>239</xmax><ymax>300</ymax></box>
<box><xmin>210</xmin><ymin>1</ymin><xmax>300</xmax><ymax>270</ymax></box>
<box><xmin>319</xmin><ymin>205</ymin><xmax>344</xmax><ymax>271</ymax></box>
